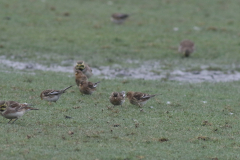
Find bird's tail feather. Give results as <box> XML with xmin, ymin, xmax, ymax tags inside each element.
<box><xmin>62</xmin><ymin>85</ymin><xmax>73</xmax><ymax>93</ymax></box>
<box><xmin>93</xmin><ymin>82</ymin><xmax>101</xmax><ymax>87</ymax></box>
<box><xmin>25</xmin><ymin>107</ymin><xmax>39</xmax><ymax>110</ymax></box>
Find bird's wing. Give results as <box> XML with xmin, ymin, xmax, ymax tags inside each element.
<box><xmin>45</xmin><ymin>90</ymin><xmax>61</xmax><ymax>96</ymax></box>
<box><xmin>8</xmin><ymin>101</ymin><xmax>22</xmax><ymax>111</ymax></box>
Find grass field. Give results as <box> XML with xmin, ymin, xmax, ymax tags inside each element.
<box><xmin>1</xmin><ymin>71</ymin><xmax>240</xmax><ymax>160</ymax></box>
<box><xmin>1</xmin><ymin>0</ymin><xmax>240</xmax><ymax>159</ymax></box>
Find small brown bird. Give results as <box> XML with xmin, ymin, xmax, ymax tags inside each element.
<box><xmin>40</xmin><ymin>86</ymin><xmax>72</xmax><ymax>102</ymax></box>
<box><xmin>79</xmin><ymin>81</ymin><xmax>100</xmax><ymax>95</ymax></box>
<box><xmin>74</xmin><ymin>60</ymin><xmax>93</xmax><ymax>78</ymax></box>
<box><xmin>178</xmin><ymin>40</ymin><xmax>195</xmax><ymax>57</ymax></box>
<box><xmin>75</xmin><ymin>70</ymin><xmax>88</xmax><ymax>86</ymax></box>
<box><xmin>0</xmin><ymin>101</ymin><xmax>38</xmax><ymax>124</ymax></box>
<box><xmin>126</xmin><ymin>91</ymin><xmax>159</xmax><ymax>107</ymax></box>
<box><xmin>109</xmin><ymin>91</ymin><xmax>125</xmax><ymax>107</ymax></box>
<box><xmin>111</xmin><ymin>13</ymin><xmax>129</xmax><ymax>24</ymax></box>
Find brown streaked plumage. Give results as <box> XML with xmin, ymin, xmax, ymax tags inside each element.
<box><xmin>40</xmin><ymin>85</ymin><xmax>72</xmax><ymax>102</ymax></box>
<box><xmin>111</xmin><ymin>13</ymin><xmax>129</xmax><ymax>24</ymax></box>
<box><xmin>79</xmin><ymin>81</ymin><xmax>100</xmax><ymax>95</ymax></box>
<box><xmin>75</xmin><ymin>70</ymin><xmax>88</xmax><ymax>86</ymax></box>
<box><xmin>74</xmin><ymin>60</ymin><xmax>93</xmax><ymax>78</ymax></box>
<box><xmin>109</xmin><ymin>91</ymin><xmax>125</xmax><ymax>107</ymax></box>
<box><xmin>0</xmin><ymin>101</ymin><xmax>17</xmax><ymax>107</ymax></box>
<box><xmin>178</xmin><ymin>40</ymin><xmax>195</xmax><ymax>57</ymax></box>
<box><xmin>126</xmin><ymin>91</ymin><xmax>160</xmax><ymax>107</ymax></box>
<box><xmin>0</xmin><ymin>101</ymin><xmax>38</xmax><ymax>124</ymax></box>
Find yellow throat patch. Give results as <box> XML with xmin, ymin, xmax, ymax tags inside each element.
<box><xmin>0</xmin><ymin>103</ymin><xmax>7</xmax><ymax>112</ymax></box>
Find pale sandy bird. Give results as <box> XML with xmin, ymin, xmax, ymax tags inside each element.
<box><xmin>126</xmin><ymin>91</ymin><xmax>160</xmax><ymax>107</ymax></box>
<box><xmin>0</xmin><ymin>101</ymin><xmax>38</xmax><ymax>124</ymax></box>
<box><xmin>178</xmin><ymin>40</ymin><xmax>195</xmax><ymax>57</ymax></box>
<box><xmin>75</xmin><ymin>70</ymin><xmax>88</xmax><ymax>86</ymax></box>
<box><xmin>109</xmin><ymin>91</ymin><xmax>125</xmax><ymax>107</ymax></box>
<box><xmin>40</xmin><ymin>86</ymin><xmax>72</xmax><ymax>102</ymax></box>
<box><xmin>111</xmin><ymin>13</ymin><xmax>129</xmax><ymax>24</ymax></box>
<box><xmin>79</xmin><ymin>81</ymin><xmax>100</xmax><ymax>95</ymax></box>
<box><xmin>74</xmin><ymin>60</ymin><xmax>93</xmax><ymax>78</ymax></box>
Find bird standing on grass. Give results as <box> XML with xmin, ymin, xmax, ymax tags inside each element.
<box><xmin>40</xmin><ymin>85</ymin><xmax>72</xmax><ymax>102</ymax></box>
<box><xmin>126</xmin><ymin>91</ymin><xmax>160</xmax><ymax>107</ymax></box>
<box><xmin>79</xmin><ymin>81</ymin><xmax>100</xmax><ymax>95</ymax></box>
<box><xmin>75</xmin><ymin>70</ymin><xmax>88</xmax><ymax>86</ymax></box>
<box><xmin>0</xmin><ymin>101</ymin><xmax>38</xmax><ymax>124</ymax></box>
<box><xmin>178</xmin><ymin>40</ymin><xmax>195</xmax><ymax>57</ymax></box>
<box><xmin>74</xmin><ymin>61</ymin><xmax>93</xmax><ymax>78</ymax></box>
<box><xmin>109</xmin><ymin>91</ymin><xmax>125</xmax><ymax>107</ymax></box>
<box><xmin>111</xmin><ymin>13</ymin><xmax>129</xmax><ymax>24</ymax></box>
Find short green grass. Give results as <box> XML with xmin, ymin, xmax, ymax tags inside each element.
<box><xmin>1</xmin><ymin>71</ymin><xmax>240</xmax><ymax>160</ymax></box>
<box><xmin>1</xmin><ymin>0</ymin><xmax>240</xmax><ymax>159</ymax></box>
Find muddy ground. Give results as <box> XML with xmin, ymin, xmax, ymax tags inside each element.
<box><xmin>1</xmin><ymin>57</ymin><xmax>240</xmax><ymax>83</ymax></box>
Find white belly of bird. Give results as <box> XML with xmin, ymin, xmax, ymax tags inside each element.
<box><xmin>139</xmin><ymin>101</ymin><xmax>148</xmax><ymax>105</ymax></box>
<box><xmin>111</xmin><ymin>18</ymin><xmax>124</xmax><ymax>24</ymax></box>
<box><xmin>45</xmin><ymin>95</ymin><xmax>59</xmax><ymax>102</ymax></box>
<box><xmin>121</xmin><ymin>99</ymin><xmax>125</xmax><ymax>104</ymax></box>
<box><xmin>4</xmin><ymin>111</ymin><xmax>25</xmax><ymax>119</ymax></box>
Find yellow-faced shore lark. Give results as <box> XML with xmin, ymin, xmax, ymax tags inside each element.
<box><xmin>79</xmin><ymin>81</ymin><xmax>100</xmax><ymax>95</ymax></box>
<box><xmin>40</xmin><ymin>85</ymin><xmax>72</xmax><ymax>102</ymax></box>
<box><xmin>75</xmin><ymin>70</ymin><xmax>88</xmax><ymax>86</ymax></box>
<box><xmin>178</xmin><ymin>40</ymin><xmax>195</xmax><ymax>57</ymax></box>
<box><xmin>111</xmin><ymin>13</ymin><xmax>129</xmax><ymax>24</ymax></box>
<box><xmin>126</xmin><ymin>91</ymin><xmax>160</xmax><ymax>107</ymax></box>
<box><xmin>0</xmin><ymin>101</ymin><xmax>38</xmax><ymax>124</ymax></box>
<box><xmin>109</xmin><ymin>91</ymin><xmax>125</xmax><ymax>107</ymax></box>
<box><xmin>74</xmin><ymin>60</ymin><xmax>93</xmax><ymax>78</ymax></box>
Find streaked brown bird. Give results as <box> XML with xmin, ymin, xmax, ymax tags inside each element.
<box><xmin>109</xmin><ymin>91</ymin><xmax>125</xmax><ymax>107</ymax></box>
<box><xmin>79</xmin><ymin>81</ymin><xmax>100</xmax><ymax>95</ymax></box>
<box><xmin>0</xmin><ymin>101</ymin><xmax>38</xmax><ymax>124</ymax></box>
<box><xmin>111</xmin><ymin>13</ymin><xmax>129</xmax><ymax>24</ymax></box>
<box><xmin>178</xmin><ymin>40</ymin><xmax>195</xmax><ymax>57</ymax></box>
<box><xmin>74</xmin><ymin>60</ymin><xmax>93</xmax><ymax>78</ymax></box>
<box><xmin>75</xmin><ymin>70</ymin><xmax>88</xmax><ymax>86</ymax></box>
<box><xmin>126</xmin><ymin>91</ymin><xmax>160</xmax><ymax>107</ymax></box>
<box><xmin>40</xmin><ymin>86</ymin><xmax>72</xmax><ymax>102</ymax></box>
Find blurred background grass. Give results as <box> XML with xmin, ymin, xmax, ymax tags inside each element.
<box><xmin>0</xmin><ymin>0</ymin><xmax>240</xmax><ymax>68</ymax></box>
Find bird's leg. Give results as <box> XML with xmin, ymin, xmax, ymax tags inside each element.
<box><xmin>11</xmin><ymin>118</ymin><xmax>18</xmax><ymax>124</ymax></box>
<box><xmin>8</xmin><ymin>119</ymin><xmax>13</xmax><ymax>124</ymax></box>
<box><xmin>137</xmin><ymin>103</ymin><xmax>142</xmax><ymax>108</ymax></box>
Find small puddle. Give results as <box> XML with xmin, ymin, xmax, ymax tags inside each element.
<box><xmin>1</xmin><ymin>57</ymin><xmax>240</xmax><ymax>83</ymax></box>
